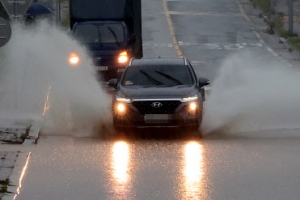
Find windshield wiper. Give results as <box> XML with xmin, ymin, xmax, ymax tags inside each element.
<box><xmin>107</xmin><ymin>26</ymin><xmax>121</xmax><ymax>47</ymax></box>
<box><xmin>140</xmin><ymin>70</ymin><xmax>164</xmax><ymax>85</ymax></box>
<box><xmin>155</xmin><ymin>70</ymin><xmax>183</xmax><ymax>85</ymax></box>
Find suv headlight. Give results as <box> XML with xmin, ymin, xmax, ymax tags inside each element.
<box><xmin>114</xmin><ymin>97</ymin><xmax>131</xmax><ymax>115</ymax></box>
<box><xmin>183</xmin><ymin>95</ymin><xmax>200</xmax><ymax>114</ymax></box>
<box><xmin>115</xmin><ymin>102</ymin><xmax>126</xmax><ymax>113</ymax></box>
<box><xmin>188</xmin><ymin>102</ymin><xmax>197</xmax><ymax>111</ymax></box>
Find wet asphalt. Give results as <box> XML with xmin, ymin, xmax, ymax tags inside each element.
<box><xmin>15</xmin><ymin>0</ymin><xmax>300</xmax><ymax>199</ymax></box>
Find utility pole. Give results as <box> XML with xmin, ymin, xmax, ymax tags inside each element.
<box><xmin>288</xmin><ymin>0</ymin><xmax>294</xmax><ymax>35</ymax></box>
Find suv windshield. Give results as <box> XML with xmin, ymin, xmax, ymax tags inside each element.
<box><xmin>73</xmin><ymin>23</ymin><xmax>125</xmax><ymax>46</ymax></box>
<box><xmin>122</xmin><ymin>65</ymin><xmax>194</xmax><ymax>86</ymax></box>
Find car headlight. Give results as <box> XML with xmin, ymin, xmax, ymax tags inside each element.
<box><xmin>118</xmin><ymin>51</ymin><xmax>129</xmax><ymax>64</ymax></box>
<box><xmin>183</xmin><ymin>95</ymin><xmax>198</xmax><ymax>102</ymax></box>
<box><xmin>188</xmin><ymin>102</ymin><xmax>197</xmax><ymax>111</ymax></box>
<box><xmin>69</xmin><ymin>52</ymin><xmax>80</xmax><ymax>66</ymax></box>
<box><xmin>186</xmin><ymin>101</ymin><xmax>200</xmax><ymax>115</ymax></box>
<box><xmin>183</xmin><ymin>95</ymin><xmax>200</xmax><ymax>114</ymax></box>
<box><xmin>116</xmin><ymin>102</ymin><xmax>126</xmax><ymax>112</ymax></box>
<box><xmin>114</xmin><ymin>102</ymin><xmax>127</xmax><ymax>115</ymax></box>
<box><xmin>114</xmin><ymin>97</ymin><xmax>131</xmax><ymax>115</ymax></box>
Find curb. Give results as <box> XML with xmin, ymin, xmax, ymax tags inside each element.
<box><xmin>1</xmin><ymin>152</ymin><xmax>31</xmax><ymax>200</ymax></box>
<box><xmin>0</xmin><ymin>118</ymin><xmax>40</xmax><ymax>145</ymax></box>
<box><xmin>0</xmin><ymin>120</ymin><xmax>39</xmax><ymax>199</ymax></box>
<box><xmin>23</xmin><ymin>122</ymin><xmax>40</xmax><ymax>145</ymax></box>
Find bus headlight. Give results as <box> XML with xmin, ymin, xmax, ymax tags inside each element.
<box><xmin>118</xmin><ymin>51</ymin><xmax>129</xmax><ymax>64</ymax></box>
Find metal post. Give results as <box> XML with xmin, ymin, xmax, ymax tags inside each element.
<box><xmin>288</xmin><ymin>0</ymin><xmax>293</xmax><ymax>35</ymax></box>
<box><xmin>58</xmin><ymin>0</ymin><xmax>60</xmax><ymax>22</ymax></box>
<box><xmin>13</xmin><ymin>0</ymin><xmax>18</xmax><ymax>19</ymax></box>
<box><xmin>55</xmin><ymin>0</ymin><xmax>60</xmax><ymax>25</ymax></box>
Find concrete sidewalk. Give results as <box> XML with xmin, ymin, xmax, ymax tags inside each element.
<box><xmin>241</xmin><ymin>0</ymin><xmax>300</xmax><ymax>67</ymax></box>
<box><xmin>0</xmin><ymin>120</ymin><xmax>39</xmax><ymax>200</ymax></box>
<box><xmin>0</xmin><ymin>151</ymin><xmax>31</xmax><ymax>200</ymax></box>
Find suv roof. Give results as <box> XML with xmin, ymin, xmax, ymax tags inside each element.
<box><xmin>129</xmin><ymin>57</ymin><xmax>188</xmax><ymax>66</ymax></box>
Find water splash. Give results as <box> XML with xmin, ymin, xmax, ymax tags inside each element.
<box><xmin>0</xmin><ymin>21</ymin><xmax>112</xmax><ymax>137</ymax></box>
<box><xmin>201</xmin><ymin>51</ymin><xmax>300</xmax><ymax>137</ymax></box>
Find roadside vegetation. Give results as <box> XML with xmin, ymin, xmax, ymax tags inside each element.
<box><xmin>252</xmin><ymin>0</ymin><xmax>300</xmax><ymax>50</ymax></box>
<box><xmin>60</xmin><ymin>0</ymin><xmax>70</xmax><ymax>28</ymax></box>
<box><xmin>60</xmin><ymin>12</ymin><xmax>70</xmax><ymax>28</ymax></box>
<box><xmin>0</xmin><ymin>179</ymin><xmax>9</xmax><ymax>193</ymax></box>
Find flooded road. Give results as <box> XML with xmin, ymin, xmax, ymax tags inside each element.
<box><xmin>1</xmin><ymin>0</ymin><xmax>300</xmax><ymax>199</ymax></box>
<box><xmin>15</xmin><ymin>134</ymin><xmax>300</xmax><ymax>200</ymax></box>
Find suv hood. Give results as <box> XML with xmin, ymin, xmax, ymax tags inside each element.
<box><xmin>117</xmin><ymin>85</ymin><xmax>197</xmax><ymax>99</ymax></box>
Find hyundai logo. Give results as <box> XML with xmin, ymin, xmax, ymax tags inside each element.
<box><xmin>151</xmin><ymin>102</ymin><xmax>163</xmax><ymax>108</ymax></box>
<box><xmin>96</xmin><ymin>57</ymin><xmax>102</xmax><ymax>61</ymax></box>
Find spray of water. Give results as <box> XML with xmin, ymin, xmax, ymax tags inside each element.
<box><xmin>201</xmin><ymin>51</ymin><xmax>300</xmax><ymax>138</ymax></box>
<box><xmin>0</xmin><ymin>21</ymin><xmax>112</xmax><ymax>137</ymax></box>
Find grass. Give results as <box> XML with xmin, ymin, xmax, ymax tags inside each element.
<box><xmin>289</xmin><ymin>37</ymin><xmax>300</xmax><ymax>49</ymax></box>
<box><xmin>253</xmin><ymin>0</ymin><xmax>300</xmax><ymax>50</ymax></box>
<box><xmin>0</xmin><ymin>185</ymin><xmax>7</xmax><ymax>193</ymax></box>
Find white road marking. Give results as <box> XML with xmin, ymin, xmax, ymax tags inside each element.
<box><xmin>167</xmin><ymin>11</ymin><xmax>243</xmax><ymax>17</ymax></box>
<box><xmin>162</xmin><ymin>0</ymin><xmax>183</xmax><ymax>58</ymax></box>
<box><xmin>266</xmin><ymin>47</ymin><xmax>279</xmax><ymax>56</ymax></box>
<box><xmin>191</xmin><ymin>60</ymin><xmax>207</xmax><ymax>65</ymax></box>
<box><xmin>143</xmin><ymin>42</ymin><xmax>263</xmax><ymax>50</ymax></box>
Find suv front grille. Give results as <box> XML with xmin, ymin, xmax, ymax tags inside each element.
<box><xmin>94</xmin><ymin>57</ymin><xmax>115</xmax><ymax>66</ymax></box>
<box><xmin>132</xmin><ymin>101</ymin><xmax>181</xmax><ymax>114</ymax></box>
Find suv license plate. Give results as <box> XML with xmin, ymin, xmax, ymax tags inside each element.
<box><xmin>144</xmin><ymin>114</ymin><xmax>172</xmax><ymax>124</ymax></box>
<box><xmin>95</xmin><ymin>66</ymin><xmax>108</xmax><ymax>71</ymax></box>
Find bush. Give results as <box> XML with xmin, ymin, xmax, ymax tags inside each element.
<box><xmin>253</xmin><ymin>0</ymin><xmax>270</xmax><ymax>13</ymax></box>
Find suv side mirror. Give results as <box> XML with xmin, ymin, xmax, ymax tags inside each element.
<box><xmin>107</xmin><ymin>78</ymin><xmax>118</xmax><ymax>89</ymax></box>
<box><xmin>199</xmin><ymin>78</ymin><xmax>210</xmax><ymax>87</ymax></box>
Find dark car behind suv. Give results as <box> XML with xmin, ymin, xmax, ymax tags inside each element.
<box><xmin>107</xmin><ymin>57</ymin><xmax>210</xmax><ymax>132</ymax></box>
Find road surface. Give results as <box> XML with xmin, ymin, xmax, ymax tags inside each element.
<box><xmin>10</xmin><ymin>0</ymin><xmax>300</xmax><ymax>199</ymax></box>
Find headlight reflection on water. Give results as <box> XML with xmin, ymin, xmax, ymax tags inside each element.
<box><xmin>112</xmin><ymin>141</ymin><xmax>130</xmax><ymax>183</ymax></box>
<box><xmin>110</xmin><ymin>141</ymin><xmax>132</xmax><ymax>199</ymax></box>
<box><xmin>182</xmin><ymin>141</ymin><xmax>206</xmax><ymax>199</ymax></box>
